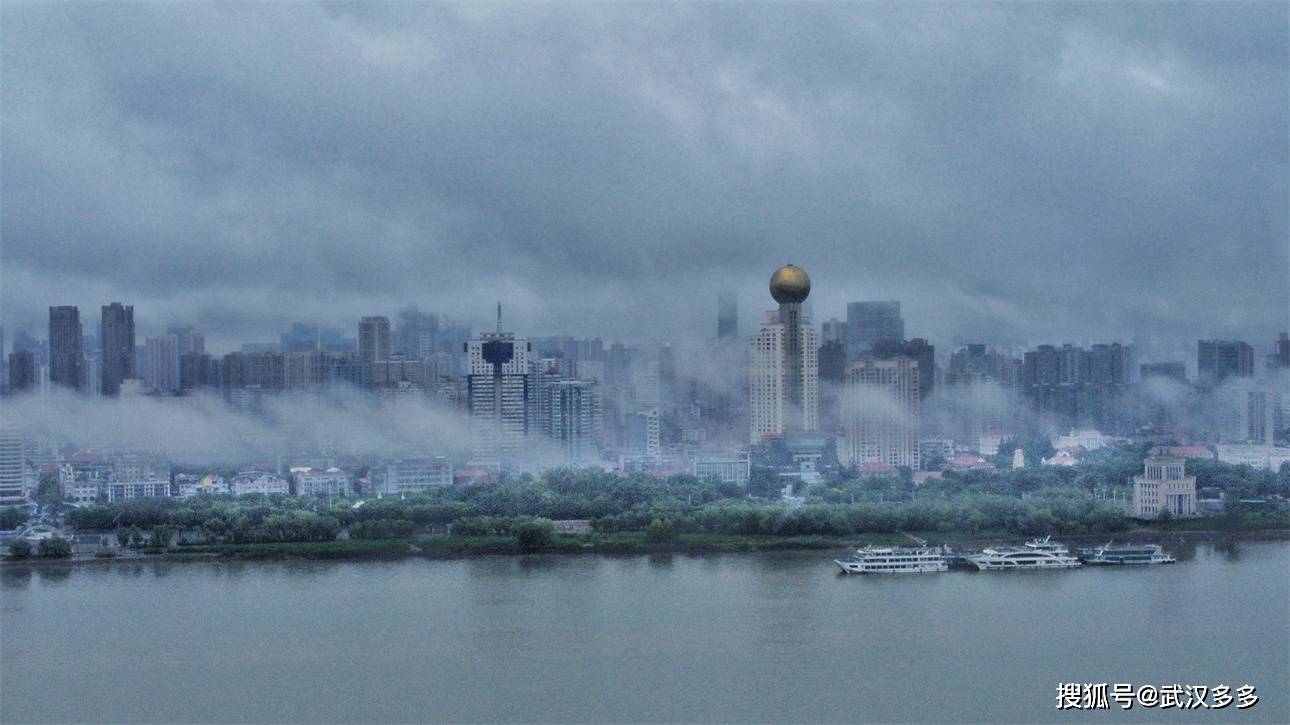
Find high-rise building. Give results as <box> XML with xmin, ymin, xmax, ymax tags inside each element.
<box><xmin>543</xmin><ymin>379</ymin><xmax>600</xmax><ymax>465</ymax></box>
<box><xmin>7</xmin><ymin>351</ymin><xmax>37</xmax><ymax>394</ymax></box>
<box><xmin>359</xmin><ymin>316</ymin><xmax>392</xmax><ymax>364</ymax></box>
<box><xmin>1022</xmin><ymin>343</ymin><xmax>1132</xmax><ymax>432</ymax></box>
<box><xmin>717</xmin><ymin>290</ymin><xmax>738</xmax><ymax>340</ymax></box>
<box><xmin>395</xmin><ymin>307</ymin><xmax>440</xmax><ymax>358</ymax></box>
<box><xmin>280</xmin><ymin>322</ymin><xmax>320</xmax><ymax>353</ymax></box>
<box><xmin>167</xmin><ymin>327</ymin><xmax>205</xmax><ymax>356</ymax></box>
<box><xmin>0</xmin><ymin>427</ymin><xmax>26</xmax><ymax>503</ymax></box>
<box><xmin>845</xmin><ymin>301</ymin><xmax>903</xmax><ymax>360</ymax></box>
<box><xmin>179</xmin><ymin>352</ymin><xmax>219</xmax><ymax>392</ymax></box>
<box><xmin>145</xmin><ymin>334</ymin><xmax>181</xmax><ymax>394</ymax></box>
<box><xmin>821</xmin><ymin>318</ymin><xmax>845</xmax><ymax>345</ymax></box>
<box><xmin>1140</xmin><ymin>361</ymin><xmax>1187</xmax><ymax>384</ymax></box>
<box><xmin>749</xmin><ymin>265</ymin><xmax>819</xmax><ymax>443</ymax></box>
<box><xmin>1197</xmin><ymin>340</ymin><xmax>1253</xmax><ymax>385</ymax></box>
<box><xmin>465</xmin><ymin>311</ymin><xmax>531</xmax><ymax>468</ymax></box>
<box><xmin>1270</xmin><ymin>333</ymin><xmax>1289</xmax><ymax>370</ymax></box>
<box><xmin>626</xmin><ymin>407</ymin><xmax>661</xmax><ymax>456</ymax></box>
<box><xmin>100</xmin><ymin>302</ymin><xmax>136</xmax><ymax>396</ymax></box>
<box><xmin>843</xmin><ymin>357</ymin><xmax>920</xmax><ymax>470</ymax></box>
<box><xmin>818</xmin><ymin>339</ymin><xmax>847</xmax><ymax>434</ymax></box>
<box><xmin>48</xmin><ymin>305</ymin><xmax>84</xmax><ymax>391</ymax></box>
<box><xmin>872</xmin><ymin>337</ymin><xmax>936</xmax><ymax>400</ymax></box>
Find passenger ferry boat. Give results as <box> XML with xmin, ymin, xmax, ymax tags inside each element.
<box><xmin>1077</xmin><ymin>542</ymin><xmax>1175</xmax><ymax>565</ymax></box>
<box><xmin>966</xmin><ymin>536</ymin><xmax>1082</xmax><ymax>571</ymax></box>
<box><xmin>834</xmin><ymin>545</ymin><xmax>949</xmax><ymax>574</ymax></box>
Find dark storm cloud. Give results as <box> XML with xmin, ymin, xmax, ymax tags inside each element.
<box><xmin>2</xmin><ymin>2</ymin><xmax>1286</xmax><ymax>351</ymax></box>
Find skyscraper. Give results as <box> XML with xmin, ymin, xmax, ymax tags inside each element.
<box><xmin>1197</xmin><ymin>340</ymin><xmax>1253</xmax><ymax>385</ymax></box>
<box><xmin>145</xmin><ymin>334</ymin><xmax>181</xmax><ymax>394</ymax></box>
<box><xmin>100</xmin><ymin>302</ymin><xmax>135</xmax><ymax>396</ymax></box>
<box><xmin>1270</xmin><ymin>333</ymin><xmax>1289</xmax><ymax>370</ymax></box>
<box><xmin>543</xmin><ymin>379</ymin><xmax>600</xmax><ymax>465</ymax></box>
<box><xmin>843</xmin><ymin>357</ymin><xmax>920</xmax><ymax>470</ymax></box>
<box><xmin>845</xmin><ymin>301</ymin><xmax>903</xmax><ymax>360</ymax></box>
<box><xmin>7</xmin><ymin>351</ymin><xmax>37</xmax><ymax>394</ymax></box>
<box><xmin>717</xmin><ymin>290</ymin><xmax>738</xmax><ymax>340</ymax></box>
<box><xmin>749</xmin><ymin>265</ymin><xmax>819</xmax><ymax>443</ymax></box>
<box><xmin>872</xmin><ymin>337</ymin><xmax>936</xmax><ymax>400</ymax></box>
<box><xmin>48</xmin><ymin>305</ymin><xmax>84</xmax><ymax>391</ymax></box>
<box><xmin>395</xmin><ymin>306</ymin><xmax>439</xmax><ymax>358</ymax></box>
<box><xmin>466</xmin><ymin>311</ymin><xmax>531</xmax><ymax>468</ymax></box>
<box><xmin>359</xmin><ymin>316</ymin><xmax>392</xmax><ymax>363</ymax></box>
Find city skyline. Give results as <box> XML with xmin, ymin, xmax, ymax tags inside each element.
<box><xmin>2</xmin><ymin>3</ymin><xmax>1286</xmax><ymax>349</ymax></box>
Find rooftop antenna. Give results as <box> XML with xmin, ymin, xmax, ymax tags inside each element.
<box><xmin>496</xmin><ymin>301</ymin><xmax>502</xmax><ymax>334</ymax></box>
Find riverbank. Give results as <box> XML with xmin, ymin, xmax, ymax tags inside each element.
<box><xmin>5</xmin><ymin>526</ymin><xmax>1288</xmax><ymax>568</ymax></box>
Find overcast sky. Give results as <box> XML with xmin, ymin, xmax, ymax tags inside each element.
<box><xmin>2</xmin><ymin>2</ymin><xmax>1286</xmax><ymax>355</ymax></box>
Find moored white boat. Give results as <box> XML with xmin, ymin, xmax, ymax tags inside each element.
<box><xmin>967</xmin><ymin>536</ymin><xmax>1082</xmax><ymax>571</ymax></box>
<box><xmin>1078</xmin><ymin>542</ymin><xmax>1175</xmax><ymax>565</ymax></box>
<box><xmin>835</xmin><ymin>545</ymin><xmax>949</xmax><ymax>574</ymax></box>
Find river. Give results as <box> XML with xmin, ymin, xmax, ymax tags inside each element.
<box><xmin>2</xmin><ymin>542</ymin><xmax>1287</xmax><ymax>723</ymax></box>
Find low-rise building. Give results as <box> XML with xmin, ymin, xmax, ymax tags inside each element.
<box><xmin>384</xmin><ymin>456</ymin><xmax>453</xmax><ymax>494</ymax></box>
<box><xmin>690</xmin><ymin>452</ymin><xmax>751</xmax><ymax>486</ymax></box>
<box><xmin>177</xmin><ymin>474</ymin><xmax>230</xmax><ymax>498</ymax></box>
<box><xmin>1132</xmin><ymin>450</ymin><xmax>1198</xmax><ymax>519</ymax></box>
<box><xmin>105</xmin><ymin>479</ymin><xmax>173</xmax><ymax>502</ymax></box>
<box><xmin>1215</xmin><ymin>444</ymin><xmax>1290</xmax><ymax>471</ymax></box>
<box><xmin>231</xmin><ymin>471</ymin><xmax>289</xmax><ymax>496</ymax></box>
<box><xmin>292</xmin><ymin>466</ymin><xmax>350</xmax><ymax>496</ymax></box>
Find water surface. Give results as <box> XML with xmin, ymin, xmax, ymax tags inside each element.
<box><xmin>2</xmin><ymin>543</ymin><xmax>1287</xmax><ymax>723</ymax></box>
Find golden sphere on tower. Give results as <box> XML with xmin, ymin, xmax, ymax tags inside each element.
<box><xmin>769</xmin><ymin>264</ymin><xmax>810</xmax><ymax>304</ymax></box>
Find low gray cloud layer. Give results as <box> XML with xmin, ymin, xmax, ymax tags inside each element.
<box><xmin>2</xmin><ymin>2</ymin><xmax>1286</xmax><ymax>351</ymax></box>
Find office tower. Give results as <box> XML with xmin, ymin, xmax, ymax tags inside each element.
<box><xmin>749</xmin><ymin>265</ymin><xmax>819</xmax><ymax>443</ymax></box>
<box><xmin>8</xmin><ymin>351</ymin><xmax>37</xmax><ymax>393</ymax></box>
<box><xmin>1197</xmin><ymin>340</ymin><xmax>1254</xmax><ymax>385</ymax></box>
<box><xmin>0</xmin><ymin>427</ymin><xmax>26</xmax><ymax>503</ymax></box>
<box><xmin>396</xmin><ymin>306</ymin><xmax>440</xmax><ymax>358</ymax></box>
<box><xmin>100</xmin><ymin>302</ymin><xmax>136</xmax><ymax>396</ymax></box>
<box><xmin>821</xmin><ymin>318</ymin><xmax>845</xmax><ymax>345</ymax></box>
<box><xmin>845</xmin><ymin>301</ymin><xmax>903</xmax><ymax>360</ymax></box>
<box><xmin>1132</xmin><ymin>450</ymin><xmax>1196</xmax><ymax>518</ymax></box>
<box><xmin>717</xmin><ymin>290</ymin><xmax>738</xmax><ymax>339</ymax></box>
<box><xmin>465</xmin><ymin>310</ymin><xmax>531</xmax><ymax>468</ymax></box>
<box><xmin>872</xmin><ymin>337</ymin><xmax>936</xmax><ymax>400</ymax></box>
<box><xmin>48</xmin><ymin>306</ymin><xmax>84</xmax><ymax>391</ymax></box>
<box><xmin>1140</xmin><ymin>361</ymin><xmax>1187</xmax><ymax>384</ymax></box>
<box><xmin>359</xmin><ymin>316</ymin><xmax>392</xmax><ymax>363</ymax></box>
<box><xmin>843</xmin><ymin>357</ymin><xmax>920</xmax><ymax>470</ymax></box>
<box><xmin>544</xmin><ymin>379</ymin><xmax>600</xmax><ymax>464</ymax></box>
<box><xmin>145</xmin><ymin>335</ymin><xmax>181</xmax><ymax>394</ymax></box>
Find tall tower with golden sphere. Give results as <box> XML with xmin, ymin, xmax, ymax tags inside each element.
<box><xmin>750</xmin><ymin>265</ymin><xmax>819</xmax><ymax>443</ymax></box>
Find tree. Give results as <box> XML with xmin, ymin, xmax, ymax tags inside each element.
<box><xmin>0</xmin><ymin>507</ymin><xmax>30</xmax><ymax>530</ymax></box>
<box><xmin>38</xmin><ymin>536</ymin><xmax>73</xmax><ymax>558</ymax></box>
<box><xmin>514</xmin><ymin>518</ymin><xmax>555</xmax><ymax>551</ymax></box>
<box><xmin>645</xmin><ymin>518</ymin><xmax>676</xmax><ymax>543</ymax></box>
<box><xmin>7</xmin><ymin>539</ymin><xmax>32</xmax><ymax>559</ymax></box>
